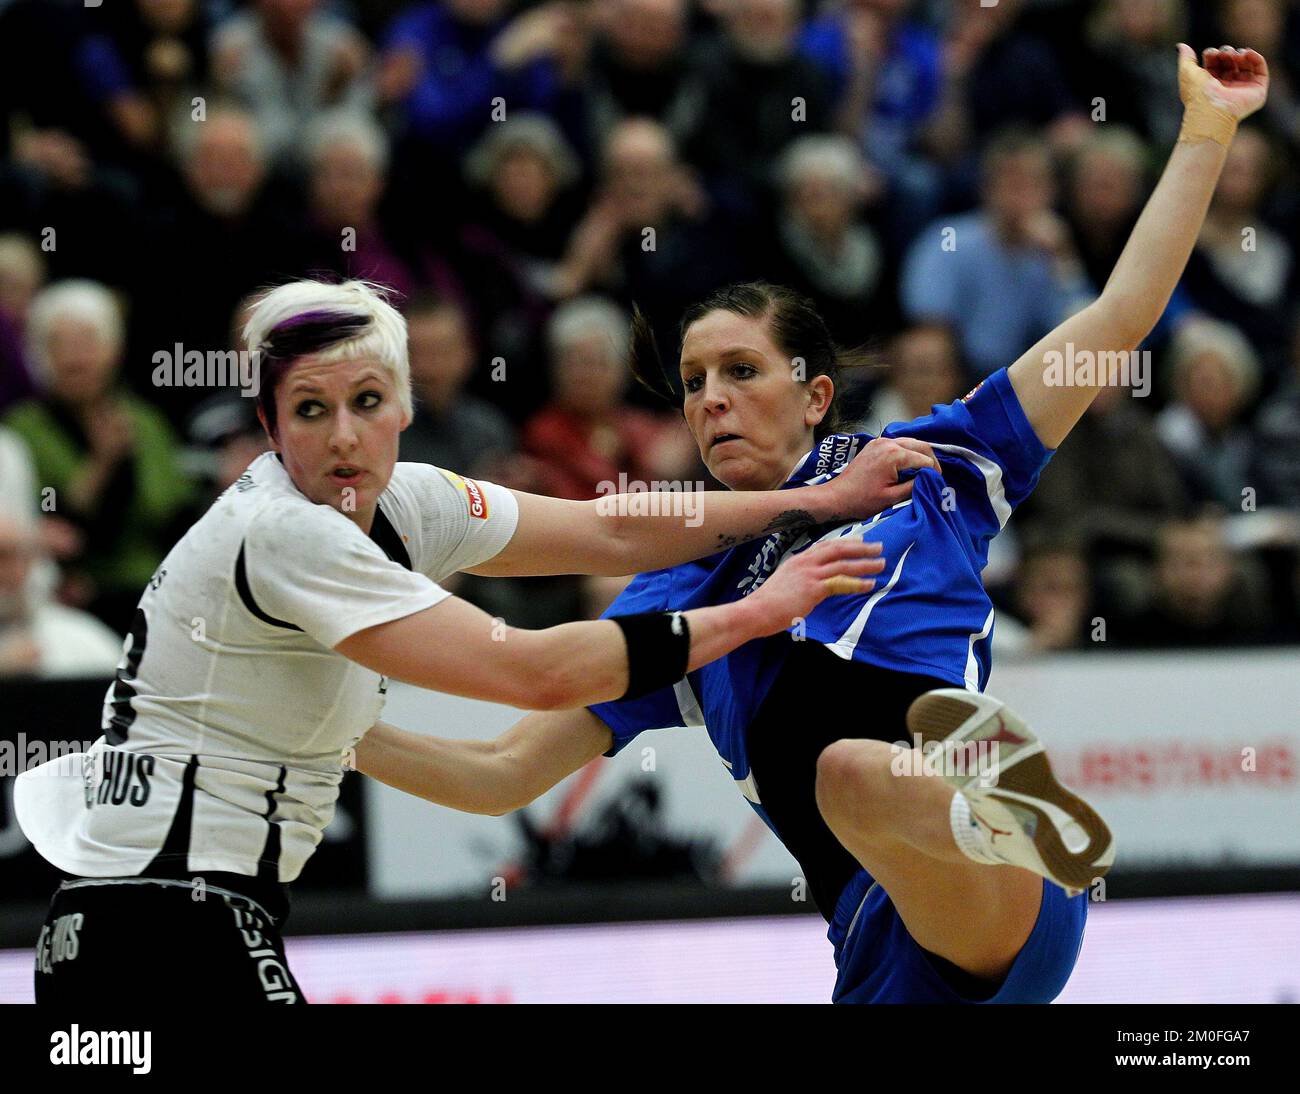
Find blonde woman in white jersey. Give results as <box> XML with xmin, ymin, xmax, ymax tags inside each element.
<box><xmin>15</xmin><ymin>279</ymin><xmax>936</xmax><ymax>1003</ymax></box>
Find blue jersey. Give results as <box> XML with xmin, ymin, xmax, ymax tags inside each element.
<box><xmin>589</xmin><ymin>368</ymin><xmax>1052</xmax><ymax>804</ymax></box>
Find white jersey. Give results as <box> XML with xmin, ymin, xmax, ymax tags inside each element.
<box><xmin>15</xmin><ymin>452</ymin><xmax>518</xmax><ymax>883</ymax></box>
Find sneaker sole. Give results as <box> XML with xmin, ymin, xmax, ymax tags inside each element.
<box><xmin>906</xmin><ymin>689</ymin><xmax>1114</xmax><ymax>895</ymax></box>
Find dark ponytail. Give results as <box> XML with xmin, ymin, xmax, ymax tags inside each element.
<box><xmin>628</xmin><ymin>303</ymin><xmax>682</xmax><ymax>407</ymax></box>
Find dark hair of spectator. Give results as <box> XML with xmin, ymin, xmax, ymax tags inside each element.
<box><xmin>979</xmin><ymin>126</ymin><xmax>1053</xmax><ymax>186</ymax></box>
<box><xmin>629</xmin><ymin>281</ymin><xmax>873</xmax><ymax>442</ymax></box>
<box><xmin>404</xmin><ymin>289</ymin><xmax>463</xmax><ymax>322</ymax></box>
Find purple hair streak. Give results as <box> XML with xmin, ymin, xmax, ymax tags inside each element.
<box><xmin>255</xmin><ymin>311</ymin><xmax>373</xmax><ymax>435</ymax></box>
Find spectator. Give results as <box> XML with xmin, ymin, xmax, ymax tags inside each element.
<box><xmin>73</xmin><ymin>0</ymin><xmax>218</xmax><ymax>165</ymax></box>
<box><xmin>801</xmin><ymin>0</ymin><xmax>945</xmax><ymax>249</ymax></box>
<box><xmin>763</xmin><ymin>134</ymin><xmax>890</xmax><ymax>346</ymax></box>
<box><xmin>900</xmin><ymin>129</ymin><xmax>1094</xmax><ymax>378</ymax></box>
<box><xmin>1115</xmin><ymin>515</ymin><xmax>1274</xmax><ymax>647</ymax></box>
<box><xmin>2</xmin><ymin>281</ymin><xmax>196</xmax><ymax>634</ymax></box>
<box><xmin>1063</xmin><ymin>126</ymin><xmax>1149</xmax><ymax>292</ymax></box>
<box><xmin>397</xmin><ymin>294</ymin><xmax>521</xmax><ymax>480</ymax></box>
<box><xmin>1157</xmin><ymin>316</ymin><xmax>1260</xmax><ymax>510</ymax></box>
<box><xmin>556</xmin><ymin>118</ymin><xmax>746</xmax><ymax>369</ymax></box>
<box><xmin>1181</xmin><ymin>125</ymin><xmax>1294</xmax><ymax>379</ymax></box>
<box><xmin>1253</xmin><ymin>315</ymin><xmax>1300</xmax><ymax>508</ymax></box>
<box><xmin>378</xmin><ymin>0</ymin><xmax>562</xmax><ymax>158</ymax></box>
<box><xmin>0</xmin><ymin>233</ymin><xmax>45</xmax><ymax>413</ymax></box>
<box><xmin>0</xmin><ymin>424</ymin><xmax>38</xmax><ymax>525</ymax></box>
<box><xmin>184</xmin><ymin>392</ymin><xmax>270</xmax><ymax>502</ymax></box>
<box><xmin>0</xmin><ymin>422</ymin><xmax>73</xmax><ymax>611</ymax></box>
<box><xmin>0</xmin><ymin>512</ymin><xmax>124</xmax><ymax>680</ymax></box>
<box><xmin>1075</xmin><ymin>0</ymin><xmax>1188</xmax><ymax>147</ymax></box>
<box><xmin>580</xmin><ymin>0</ymin><xmax>707</xmax><ymax>156</ymax></box>
<box><xmin>211</xmin><ymin>0</ymin><xmax>373</xmax><ymax>166</ymax></box>
<box><xmin>168</xmin><ymin>102</ymin><xmax>273</xmax><ymax>251</ymax></box>
<box><xmin>687</xmin><ymin>0</ymin><xmax>836</xmax><ymax>217</ymax></box>
<box><xmin>859</xmin><ymin>321</ymin><xmax>964</xmax><ymax>431</ymax></box>
<box><xmin>936</xmin><ymin>0</ymin><xmax>1087</xmax><ymax>167</ymax></box>
<box><xmin>0</xmin><ymin>3</ymin><xmax>149</xmax><ymax>291</ymax></box>
<box><xmin>462</xmin><ymin>112</ymin><xmax>586</xmax><ymax>294</ymax></box>
<box><xmin>135</xmin><ymin>106</ymin><xmax>311</xmax><ymax>417</ymax></box>
<box><xmin>1017</xmin><ymin>380</ymin><xmax>1190</xmax><ymax>606</ymax></box>
<box><xmin>523</xmin><ymin>295</ymin><xmax>696</xmax><ymax>499</ymax></box>
<box><xmin>300</xmin><ymin>109</ymin><xmax>462</xmax><ymax>301</ymax></box>
<box><xmin>1005</xmin><ymin>540</ymin><xmax>1096</xmax><ymax>653</ymax></box>
<box><xmin>455</xmin><ymin>113</ymin><xmax>586</xmax><ymax>388</ymax></box>
<box><xmin>0</xmin><ymin>0</ymin><xmax>117</xmax><ymax>158</ymax></box>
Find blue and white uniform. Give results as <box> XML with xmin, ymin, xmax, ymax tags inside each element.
<box><xmin>589</xmin><ymin>367</ymin><xmax>1088</xmax><ymax>1003</ymax></box>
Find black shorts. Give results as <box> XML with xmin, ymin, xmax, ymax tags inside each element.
<box><xmin>34</xmin><ymin>876</ymin><xmax>305</xmax><ymax>1004</ymax></box>
<box><xmin>745</xmin><ymin>638</ymin><xmax>952</xmax><ymax>919</ymax></box>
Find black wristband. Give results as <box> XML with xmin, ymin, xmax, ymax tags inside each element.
<box><xmin>609</xmin><ymin>611</ymin><xmax>691</xmax><ymax>700</ymax></box>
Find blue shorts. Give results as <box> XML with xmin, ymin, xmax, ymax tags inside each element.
<box><xmin>827</xmin><ymin>868</ymin><xmax>1087</xmax><ymax>1003</ymax></box>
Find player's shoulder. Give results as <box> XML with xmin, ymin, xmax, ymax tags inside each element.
<box><xmin>879</xmin><ymin>368</ymin><xmax>1017</xmax><ymax>440</ymax></box>
<box><xmin>387</xmin><ymin>462</ymin><xmax>495</xmax><ymax>522</ymax></box>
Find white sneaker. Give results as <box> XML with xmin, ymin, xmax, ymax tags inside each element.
<box><xmin>906</xmin><ymin>688</ymin><xmax>1115</xmax><ymax>897</ymax></box>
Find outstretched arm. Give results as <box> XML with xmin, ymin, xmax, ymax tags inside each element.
<box><xmin>1008</xmin><ymin>45</ymin><xmax>1269</xmax><ymax>449</ymax></box>
<box><xmin>465</xmin><ymin>437</ymin><xmax>938</xmax><ymax>577</ymax></box>
<box><xmin>337</xmin><ymin>537</ymin><xmax>882</xmax><ymax>710</ymax></box>
<box><xmin>356</xmin><ymin>709</ymin><xmax>613</xmax><ymax>816</ymax></box>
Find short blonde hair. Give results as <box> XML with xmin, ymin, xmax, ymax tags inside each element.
<box><xmin>242</xmin><ymin>279</ymin><xmax>412</xmax><ymax>432</ymax></box>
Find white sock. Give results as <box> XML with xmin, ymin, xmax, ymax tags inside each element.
<box><xmin>949</xmin><ymin>791</ymin><xmax>1004</xmax><ymax>866</ymax></box>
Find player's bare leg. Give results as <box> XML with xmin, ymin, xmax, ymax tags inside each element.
<box><xmin>815</xmin><ymin>690</ymin><xmax>1113</xmax><ymax>982</ymax></box>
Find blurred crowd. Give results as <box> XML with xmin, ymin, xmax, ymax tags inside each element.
<box><xmin>2</xmin><ymin>0</ymin><xmax>1300</xmax><ymax>680</ymax></box>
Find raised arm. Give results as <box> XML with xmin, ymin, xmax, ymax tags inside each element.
<box><xmin>356</xmin><ymin>709</ymin><xmax>612</xmax><ymax>816</ymax></box>
<box><xmin>1008</xmin><ymin>45</ymin><xmax>1269</xmax><ymax>449</ymax></box>
<box><xmin>465</xmin><ymin>436</ymin><xmax>938</xmax><ymax>577</ymax></box>
<box><xmin>337</xmin><ymin>537</ymin><xmax>883</xmax><ymax>710</ymax></box>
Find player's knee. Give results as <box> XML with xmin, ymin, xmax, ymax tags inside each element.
<box><xmin>815</xmin><ymin>739</ymin><xmax>887</xmax><ymax>833</ymax></box>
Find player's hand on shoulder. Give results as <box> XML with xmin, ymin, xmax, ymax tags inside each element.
<box><xmin>826</xmin><ymin>435</ymin><xmax>941</xmax><ymax>516</ymax></box>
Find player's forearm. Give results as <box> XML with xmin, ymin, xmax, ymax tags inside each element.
<box><xmin>1097</xmin><ymin>134</ymin><xmax>1228</xmax><ymax>345</ymax></box>
<box><xmin>358</xmin><ymin>710</ymin><xmax>614</xmax><ymax>816</ymax></box>
<box><xmin>356</xmin><ymin>721</ymin><xmax>515</xmax><ymax>815</ymax></box>
<box><xmin>513</xmin><ymin>597</ymin><xmax>770</xmax><ymax>709</ymax></box>
<box><xmin>604</xmin><ymin>484</ymin><xmax>835</xmax><ymax>572</ymax></box>
<box><xmin>340</xmin><ymin>594</ymin><xmax>768</xmax><ymax>712</ymax></box>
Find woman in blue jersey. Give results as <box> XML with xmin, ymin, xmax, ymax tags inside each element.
<box><xmin>358</xmin><ymin>45</ymin><xmax>1268</xmax><ymax>1002</ymax></box>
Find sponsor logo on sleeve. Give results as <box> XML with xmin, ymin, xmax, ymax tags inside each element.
<box><xmin>463</xmin><ymin>477</ymin><xmax>488</xmax><ymax>519</ymax></box>
<box><xmin>437</xmin><ymin>468</ymin><xmax>489</xmax><ymax>519</ymax></box>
